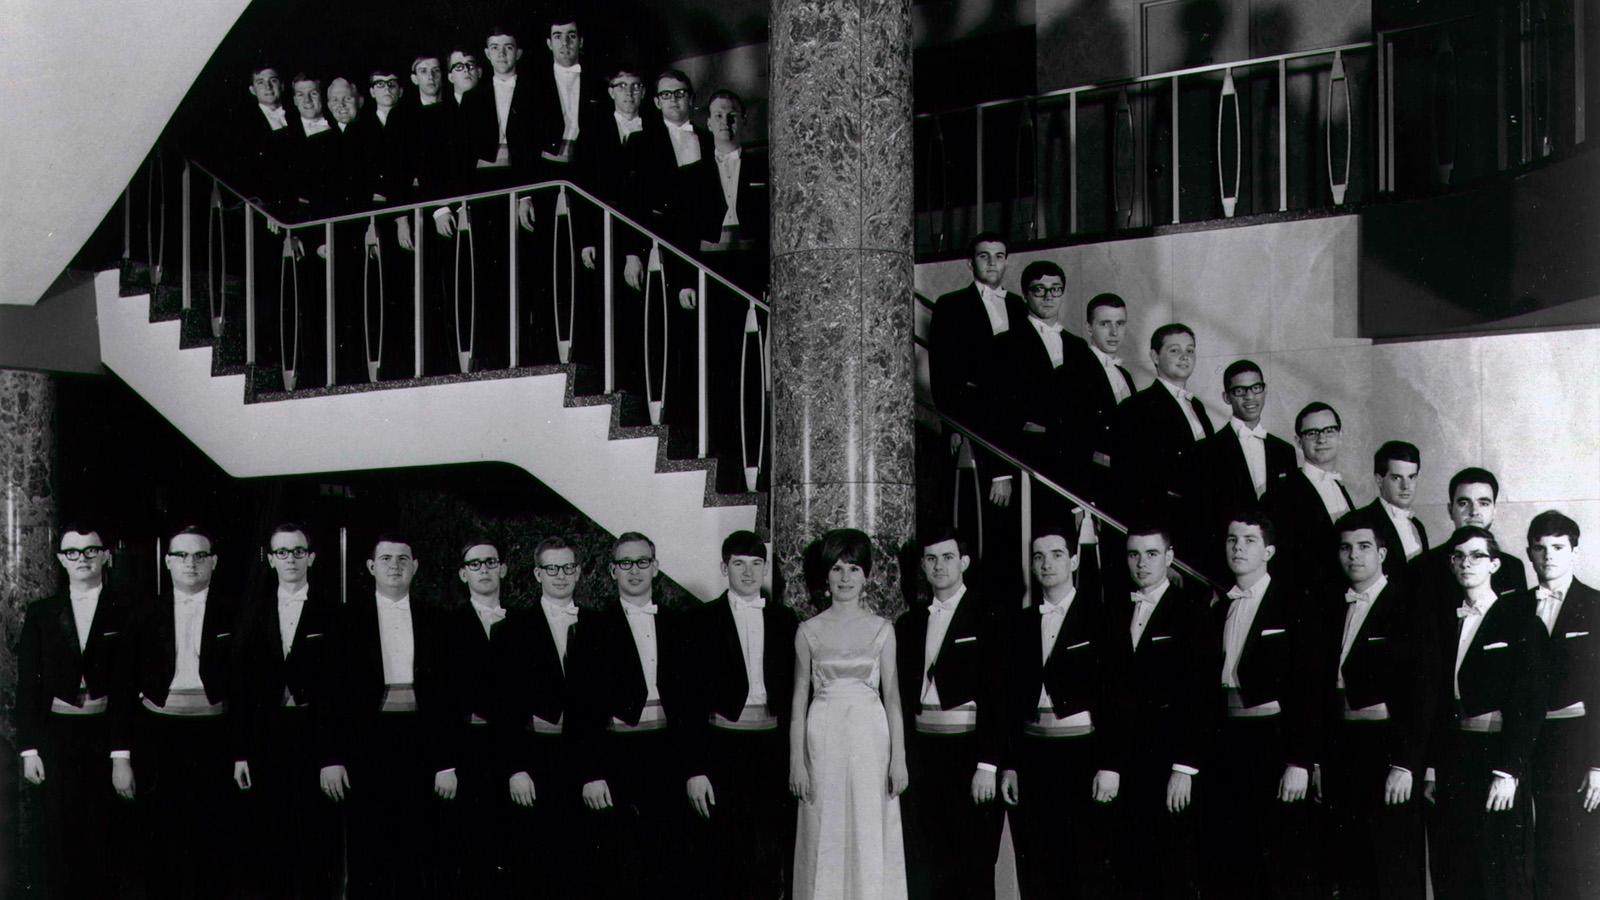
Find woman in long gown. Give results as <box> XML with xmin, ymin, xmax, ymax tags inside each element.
<box><xmin>789</xmin><ymin>529</ymin><xmax>910</xmax><ymax>900</ymax></box>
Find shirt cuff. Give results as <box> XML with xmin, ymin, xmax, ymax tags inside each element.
<box><xmin>1491</xmin><ymin>770</ymin><xmax>1516</xmax><ymax>783</ymax></box>
<box><xmin>436</xmin><ymin>768</ymin><xmax>456</xmax><ymax>777</ymax></box>
<box><xmin>111</xmin><ymin>750</ymin><xmax>131</xmax><ymax>760</ymax></box>
<box><xmin>991</xmin><ymin>475</ymin><xmax>1013</xmax><ymax>484</ymax></box>
<box><xmin>1424</xmin><ymin>767</ymin><xmax>1436</xmax><ymax>782</ymax></box>
<box><xmin>432</xmin><ymin>206</ymin><xmax>452</xmax><ymax>224</ymax></box>
<box><xmin>1388</xmin><ymin>765</ymin><xmax>1412</xmax><ymax>776</ymax></box>
<box><xmin>1172</xmin><ymin>764</ymin><xmax>1199</xmax><ymax>776</ymax></box>
<box><xmin>19</xmin><ymin>749</ymin><xmax>38</xmax><ymax>759</ymax></box>
<box><xmin>976</xmin><ymin>762</ymin><xmax>998</xmax><ymax>774</ymax></box>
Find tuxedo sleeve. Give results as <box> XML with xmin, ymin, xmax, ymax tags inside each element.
<box><xmin>14</xmin><ymin>601</ymin><xmax>45</xmax><ymax>755</ymax></box>
<box><xmin>976</xmin><ymin>603</ymin><xmax>1008</xmax><ymax>770</ymax></box>
<box><xmin>1498</xmin><ymin>610</ymin><xmax>1549</xmax><ymax>781</ymax></box>
<box><xmin>1178</xmin><ymin>592</ymin><xmax>1221</xmax><ymax>772</ymax></box>
<box><xmin>1392</xmin><ymin>594</ymin><xmax>1441</xmax><ymax>775</ymax></box>
<box><xmin>1284</xmin><ymin>592</ymin><xmax>1325</xmax><ymax>769</ymax></box>
<box><xmin>564</xmin><ymin>617</ymin><xmax>611</xmax><ymax>786</ymax></box>
<box><xmin>108</xmin><ymin>601</ymin><xmax>148</xmax><ymax>755</ymax></box>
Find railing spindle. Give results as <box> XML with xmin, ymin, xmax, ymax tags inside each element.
<box><xmin>975</xmin><ymin>106</ymin><xmax>985</xmax><ymax>233</ymax></box>
<box><xmin>413</xmin><ymin>209</ymin><xmax>424</xmax><ymax>378</ymax></box>
<box><xmin>244</xmin><ymin>204</ymin><xmax>256</xmax><ymax>365</ymax></box>
<box><xmin>508</xmin><ymin>192</ymin><xmax>520</xmax><ymax>368</ymax></box>
<box><xmin>1019</xmin><ymin>470</ymin><xmax>1034</xmax><ymax>607</ymax></box>
<box><xmin>325</xmin><ymin>222</ymin><xmax>336</xmax><ymax>386</ymax></box>
<box><xmin>696</xmin><ymin>267</ymin><xmax>708</xmax><ymax>459</ymax></box>
<box><xmin>1577</xmin><ymin>0</ymin><xmax>1587</xmax><ymax>145</ymax></box>
<box><xmin>455</xmin><ymin>202</ymin><xmax>477</xmax><ymax>374</ymax></box>
<box><xmin>644</xmin><ymin>242</ymin><xmax>667</xmax><ymax>425</ymax></box>
<box><xmin>122</xmin><ymin>184</ymin><xmax>131</xmax><ymax>262</ymax></box>
<box><xmin>738</xmin><ymin>300</ymin><xmax>767</xmax><ymax>492</ymax></box>
<box><xmin>1171</xmin><ymin>76</ymin><xmax>1181</xmax><ymax>224</ymax></box>
<box><xmin>1217</xmin><ymin>67</ymin><xmax>1240</xmax><ymax>217</ymax></box>
<box><xmin>181</xmin><ymin>162</ymin><xmax>192</xmax><ymax>311</ymax></box>
<box><xmin>1278</xmin><ymin>59</ymin><xmax>1288</xmax><ymax>211</ymax></box>
<box><xmin>1068</xmin><ymin>91</ymin><xmax>1079</xmax><ymax>235</ymax></box>
<box><xmin>1329</xmin><ymin>50</ymin><xmax>1354</xmax><ymax>203</ymax></box>
<box><xmin>553</xmin><ymin>187</ymin><xmax>575</xmax><ymax>364</ymax></box>
<box><xmin>279</xmin><ymin>233</ymin><xmax>300</xmax><ymax>391</ymax></box>
<box><xmin>362</xmin><ymin>218</ymin><xmax>384</xmax><ymax>383</ymax></box>
<box><xmin>603</xmin><ymin>210</ymin><xmax>615</xmax><ymax>393</ymax></box>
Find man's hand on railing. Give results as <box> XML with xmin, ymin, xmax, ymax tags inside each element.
<box><xmin>580</xmin><ymin>246</ymin><xmax>597</xmax><ymax>270</ymax></box>
<box><xmin>396</xmin><ymin>216</ymin><xmax>414</xmax><ymax>252</ymax></box>
<box><xmin>266</xmin><ymin>219</ymin><xmax>283</xmax><ymax>237</ymax></box>
<box><xmin>290</xmin><ymin>237</ymin><xmax>306</xmax><ymax>262</ymax></box>
<box><xmin>624</xmin><ymin>255</ymin><xmax>644</xmax><ymax>290</ymax></box>
<box><xmin>678</xmin><ymin>288</ymin><xmax>698</xmax><ymax>310</ymax></box>
<box><xmin>316</xmin><ymin>242</ymin><xmax>328</xmax><ymax>261</ymax></box>
<box><xmin>517</xmin><ymin>197</ymin><xmax>536</xmax><ymax>232</ymax></box>
<box><xmin>989</xmin><ymin>478</ymin><xmax>1013</xmax><ymax>508</ymax></box>
<box><xmin>433</xmin><ymin>206</ymin><xmax>456</xmax><ymax>238</ymax></box>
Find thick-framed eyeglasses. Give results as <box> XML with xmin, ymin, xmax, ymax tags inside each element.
<box><xmin>539</xmin><ymin>563</ymin><xmax>580</xmax><ymax>576</ymax></box>
<box><xmin>59</xmin><ymin>547</ymin><xmax>106</xmax><ymax>561</ymax></box>
<box><xmin>370</xmin><ymin>78</ymin><xmax>401</xmax><ymax>90</ymax></box>
<box><xmin>656</xmin><ymin>88</ymin><xmax>690</xmax><ymax>101</ymax></box>
<box><xmin>612</xmin><ymin>557</ymin><xmax>655</xmax><ymax>571</ymax></box>
<box><xmin>1227</xmin><ymin>382</ymin><xmax>1267</xmax><ymax>399</ymax></box>
<box><xmin>1026</xmin><ymin>285</ymin><xmax>1066</xmax><ymax>299</ymax></box>
<box><xmin>269</xmin><ymin>548</ymin><xmax>312</xmax><ymax>560</ymax></box>
<box><xmin>449</xmin><ymin>62</ymin><xmax>474</xmax><ymax>73</ymax></box>
<box><xmin>167</xmin><ymin>551</ymin><xmax>216</xmax><ymax>563</ymax></box>
<box><xmin>610</xmin><ymin>81</ymin><xmax>645</xmax><ymax>93</ymax></box>
<box><xmin>1449</xmin><ymin>551</ymin><xmax>1494</xmax><ymax>565</ymax></box>
<box><xmin>1298</xmin><ymin>425</ymin><xmax>1341</xmax><ymax>440</ymax></box>
<box><xmin>462</xmin><ymin>557</ymin><xmax>502</xmax><ymax>572</ymax></box>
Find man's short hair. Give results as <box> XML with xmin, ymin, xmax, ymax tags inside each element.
<box><xmin>1373</xmin><ymin>440</ymin><xmax>1422</xmax><ymax>475</ymax></box>
<box><xmin>721</xmin><ymin>530</ymin><xmax>766</xmax><ymax>563</ymax></box>
<box><xmin>533</xmin><ymin>535</ymin><xmax>576</xmax><ymax>563</ymax></box>
<box><xmin>1086</xmin><ymin>292</ymin><xmax>1126</xmax><ymax>322</ymax></box>
<box><xmin>485</xmin><ymin>24</ymin><xmax>519</xmax><ymax>43</ymax></box>
<box><xmin>289</xmin><ymin>73</ymin><xmax>321</xmax><ymax>90</ymax></box>
<box><xmin>608</xmin><ymin>64</ymin><xmax>643</xmax><ymax>82</ymax></box>
<box><xmin>368</xmin><ymin>68</ymin><xmax>398</xmax><ymax>82</ymax></box>
<box><xmin>545</xmin><ymin>8</ymin><xmax>581</xmax><ymax>29</ymax></box>
<box><xmin>447</xmin><ymin>46</ymin><xmax>479</xmax><ymax>64</ymax></box>
<box><xmin>370</xmin><ymin>532</ymin><xmax>414</xmax><ymax>557</ymax></box>
<box><xmin>269</xmin><ymin>522</ymin><xmax>310</xmax><ymax>544</ymax></box>
<box><xmin>1030</xmin><ymin>521</ymin><xmax>1080</xmax><ymax>556</ymax></box>
<box><xmin>458</xmin><ymin>535</ymin><xmax>499</xmax><ymax>562</ymax></box>
<box><xmin>1149</xmin><ymin>323</ymin><xmax>1195</xmax><ymax>352</ymax></box>
<box><xmin>250</xmin><ymin>63</ymin><xmax>281</xmax><ymax>79</ymax></box>
<box><xmin>1334</xmin><ymin>510</ymin><xmax>1387</xmax><ymax>550</ymax></box>
<box><xmin>967</xmin><ymin>231</ymin><xmax>1006</xmax><ymax>259</ymax></box>
<box><xmin>1125</xmin><ymin>522</ymin><xmax>1173</xmax><ymax>549</ymax></box>
<box><xmin>1225</xmin><ymin>509</ymin><xmax>1277</xmax><ymax>547</ymax></box>
<box><xmin>707</xmin><ymin>89</ymin><xmax>744</xmax><ymax>112</ymax></box>
<box><xmin>1528</xmin><ymin>510</ymin><xmax>1581</xmax><ymax>547</ymax></box>
<box><xmin>169</xmin><ymin>524</ymin><xmax>216</xmax><ymax>546</ymax></box>
<box><xmin>410</xmin><ymin>55</ymin><xmax>440</xmax><ymax>73</ymax></box>
<box><xmin>1294</xmin><ymin>401</ymin><xmax>1342</xmax><ymax>434</ymax></box>
<box><xmin>612</xmin><ymin>531</ymin><xmax>657</xmax><ymax>558</ymax></box>
<box><xmin>59</xmin><ymin>521</ymin><xmax>107</xmax><ymax>545</ymax></box>
<box><xmin>1448</xmin><ymin>467</ymin><xmax>1500</xmax><ymax>501</ymax></box>
<box><xmin>1446</xmin><ymin>524</ymin><xmax>1500</xmax><ymax>558</ymax></box>
<box><xmin>917</xmin><ymin>527</ymin><xmax>969</xmax><ymax>558</ymax></box>
<box><xmin>1222</xmin><ymin>359</ymin><xmax>1263</xmax><ymax>386</ymax></box>
<box><xmin>654</xmin><ymin>68</ymin><xmax>694</xmax><ymax>94</ymax></box>
<box><xmin>1020</xmin><ymin>260</ymin><xmax>1065</xmax><ymax>289</ymax></box>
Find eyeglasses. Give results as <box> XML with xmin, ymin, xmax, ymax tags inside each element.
<box><xmin>539</xmin><ymin>563</ymin><xmax>580</xmax><ymax>576</ymax></box>
<box><xmin>612</xmin><ymin>557</ymin><xmax>655</xmax><ymax>571</ymax></box>
<box><xmin>59</xmin><ymin>547</ymin><xmax>106</xmax><ymax>561</ymax></box>
<box><xmin>269</xmin><ymin>548</ymin><xmax>312</xmax><ymax>560</ymax></box>
<box><xmin>1297</xmin><ymin>425</ymin><xmax>1341</xmax><ymax>440</ymax></box>
<box><xmin>370</xmin><ymin>78</ymin><xmax>401</xmax><ymax>90</ymax></box>
<box><xmin>449</xmin><ymin>62</ymin><xmax>474</xmax><ymax>73</ymax></box>
<box><xmin>462</xmin><ymin>557</ymin><xmax>502</xmax><ymax>572</ymax></box>
<box><xmin>1227</xmin><ymin>382</ymin><xmax>1267</xmax><ymax>399</ymax></box>
<box><xmin>656</xmin><ymin>88</ymin><xmax>690</xmax><ymax>101</ymax></box>
<box><xmin>1449</xmin><ymin>551</ymin><xmax>1494</xmax><ymax>565</ymax></box>
<box><xmin>1026</xmin><ymin>285</ymin><xmax>1066</xmax><ymax>299</ymax></box>
<box><xmin>610</xmin><ymin>82</ymin><xmax>645</xmax><ymax>93</ymax></box>
<box><xmin>375</xmin><ymin>554</ymin><xmax>413</xmax><ymax>565</ymax></box>
<box><xmin>167</xmin><ymin>551</ymin><xmax>216</xmax><ymax>563</ymax></box>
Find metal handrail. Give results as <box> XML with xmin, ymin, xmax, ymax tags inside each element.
<box><xmin>920</xmin><ymin>400</ymin><xmax>1222</xmax><ymax>592</ymax></box>
<box><xmin>186</xmin><ymin>159</ymin><xmax>771</xmax><ymax>314</ymax></box>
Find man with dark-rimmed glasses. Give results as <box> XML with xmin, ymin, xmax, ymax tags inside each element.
<box><xmin>1191</xmin><ymin>359</ymin><xmax>1296</xmax><ymax>583</ymax></box>
<box><xmin>1263</xmin><ymin>401</ymin><xmax>1357</xmax><ymax>585</ymax></box>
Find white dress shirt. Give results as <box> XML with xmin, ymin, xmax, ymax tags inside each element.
<box><xmin>1303</xmin><ymin>463</ymin><xmax>1351</xmax><ymax>519</ymax></box>
<box><xmin>170</xmin><ymin>588</ymin><xmax>210</xmax><ymax>691</ymax></box>
<box><xmin>376</xmin><ymin>106</ymin><xmax>392</xmax><ymax>127</ymax></box>
<box><xmin>922</xmin><ymin>586</ymin><xmax>966</xmax><ymax>705</ymax></box>
<box><xmin>1130</xmin><ymin>580</ymin><xmax>1171</xmax><ymax>648</ymax></box>
<box><xmin>300</xmin><ymin>116</ymin><xmax>330</xmax><ymax>137</ymax></box>
<box><xmin>68</xmin><ymin>584</ymin><xmax>103</xmax><ymax>651</ymax></box>
<box><xmin>1221</xmin><ymin>576</ymin><xmax>1271</xmax><ymax>687</ymax></box>
<box><xmin>1536</xmin><ymin>574</ymin><xmax>1575</xmax><ymax>635</ymax></box>
<box><xmin>1379</xmin><ymin>497</ymin><xmax>1424</xmax><ymax>561</ymax></box>
<box><xmin>1229</xmin><ymin>418</ymin><xmax>1270</xmax><ymax>498</ymax></box>
<box><xmin>622</xmin><ymin>601</ymin><xmax>661</xmax><ymax>701</ymax></box>
<box><xmin>1156</xmin><ymin>377</ymin><xmax>1207</xmax><ymax>441</ymax></box>
<box><xmin>492</xmin><ymin>74</ymin><xmax>518</xmax><ymax>144</ymax></box>
<box><xmin>259</xmin><ymin>103</ymin><xmax>288</xmax><ymax>131</ymax></box>
<box><xmin>1028</xmin><ymin>316</ymin><xmax>1066</xmax><ymax>369</ymax></box>
<box><xmin>277</xmin><ymin>584</ymin><xmax>308</xmax><ymax>658</ymax></box>
<box><xmin>541</xmin><ymin>596</ymin><xmax>579</xmax><ymax>669</ymax></box>
<box><xmin>469</xmin><ymin>598</ymin><xmax>507</xmax><ymax>640</ymax></box>
<box><xmin>666</xmin><ymin>120</ymin><xmax>701</xmax><ymax>166</ymax></box>
<box><xmin>1339</xmin><ymin>575</ymin><xmax>1388</xmax><ymax>688</ymax></box>
<box><xmin>974</xmin><ymin>282</ymin><xmax>1010</xmax><ymax>336</ymax></box>
<box><xmin>1089</xmin><ymin>344</ymin><xmax>1132</xmax><ymax>402</ymax></box>
<box><xmin>715</xmin><ymin>147</ymin><xmax>742</xmax><ymax>227</ymax></box>
<box><xmin>729</xmin><ymin>591</ymin><xmax>767</xmax><ymax>705</ymax></box>
<box><xmin>1037</xmin><ymin>588</ymin><xmax>1075</xmax><ymax>707</ymax></box>
<box><xmin>614</xmin><ymin>111</ymin><xmax>643</xmax><ymax>142</ymax></box>
<box><xmin>375</xmin><ymin>594</ymin><xmax>415</xmax><ymax>685</ymax></box>
<box><xmin>552</xmin><ymin>62</ymin><xmax>582</xmax><ymax>141</ymax></box>
<box><xmin>1455</xmin><ymin>594</ymin><xmax>1498</xmax><ymax>699</ymax></box>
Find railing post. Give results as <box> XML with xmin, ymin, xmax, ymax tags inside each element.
<box><xmin>1171</xmin><ymin>76</ymin><xmax>1182</xmax><ymax>224</ymax></box>
<box><xmin>1497</xmin><ymin>8</ymin><xmax>1509</xmax><ymax>171</ymax></box>
<box><xmin>1278</xmin><ymin>59</ymin><xmax>1289</xmax><ymax>210</ymax></box>
<box><xmin>122</xmin><ymin>184</ymin><xmax>132</xmax><ymax>261</ymax></box>
<box><xmin>413</xmin><ymin>209</ymin><xmax>424</xmax><ymax>379</ymax></box>
<box><xmin>1019</xmin><ymin>471</ymin><xmax>1034</xmax><ymax>607</ymax></box>
<box><xmin>1068</xmin><ymin>91</ymin><xmax>1079</xmax><ymax>234</ymax></box>
<box><xmin>1217</xmin><ymin>67</ymin><xmax>1240</xmax><ymax>217</ymax></box>
<box><xmin>508</xmin><ymin>192</ymin><xmax>520</xmax><ymax>368</ymax></box>
<box><xmin>181</xmin><ymin>162</ymin><xmax>192</xmax><ymax>310</ymax></box>
<box><xmin>696</xmin><ymin>267</ymin><xmax>708</xmax><ymax>459</ymax></box>
<box><xmin>244</xmin><ymin>204</ymin><xmax>256</xmax><ymax>365</ymax></box>
<box><xmin>603</xmin><ymin>211</ymin><xmax>615</xmax><ymax>393</ymax></box>
<box><xmin>325</xmin><ymin>222</ymin><xmax>336</xmax><ymax>386</ymax></box>
<box><xmin>1578</xmin><ymin>0</ymin><xmax>1588</xmax><ymax>145</ymax></box>
<box><xmin>975</xmin><ymin>106</ymin><xmax>985</xmax><ymax>232</ymax></box>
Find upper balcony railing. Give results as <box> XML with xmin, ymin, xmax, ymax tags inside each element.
<box><xmin>915</xmin><ymin>0</ymin><xmax>1590</xmax><ymax>257</ymax></box>
<box><xmin>117</xmin><ymin>149</ymin><xmax>771</xmax><ymax>494</ymax></box>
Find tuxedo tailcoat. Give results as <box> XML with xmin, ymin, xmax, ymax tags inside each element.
<box><xmin>1262</xmin><ymin>468</ymin><xmax>1356</xmax><ymax>586</ymax></box>
<box><xmin>1111</xmin><ymin>382</ymin><xmax>1215</xmax><ymax>538</ymax></box>
<box><xmin>1410</xmin><ymin>542</ymin><xmax>1529</xmax><ymax>616</ymax></box>
<box><xmin>459</xmin><ymin>73</ymin><xmax>543</xmax><ymax>182</ymax></box>
<box><xmin>523</xmin><ymin>66</ymin><xmax>611</xmax><ymax>181</ymax></box>
<box><xmin>994</xmin><ymin>322</ymin><xmax>1083</xmax><ymax>490</ymax></box>
<box><xmin>1357</xmin><ymin>500</ymin><xmax>1430</xmax><ymax>579</ymax></box>
<box><xmin>1057</xmin><ymin>337</ymin><xmax>1136</xmax><ymax>504</ymax></box>
<box><xmin>1191</xmin><ymin>424</ymin><xmax>1297</xmax><ymax>581</ymax></box>
<box><xmin>1529</xmin><ymin>578</ymin><xmax>1600</xmax><ymax>900</ymax></box>
<box><xmin>634</xmin><ymin>122</ymin><xmax>717</xmax><ymax>249</ymax></box>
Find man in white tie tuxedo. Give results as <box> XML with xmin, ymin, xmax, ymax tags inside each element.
<box><xmin>1411</xmin><ymin>468</ymin><xmax>1529</xmax><ymax>612</ymax></box>
<box><xmin>1111</xmin><ymin>324</ymin><xmax>1215</xmax><ymax>548</ymax></box>
<box><xmin>1057</xmin><ymin>292</ymin><xmax>1136</xmax><ymax>506</ymax></box>
<box><xmin>1191</xmin><ymin>360</ymin><xmax>1296</xmax><ymax>583</ymax></box>
<box><xmin>1263</xmin><ymin>402</ymin><xmax>1356</xmax><ymax>585</ymax></box>
<box><xmin>1357</xmin><ymin>441</ymin><xmax>1429</xmax><ymax>579</ymax></box>
<box><xmin>995</xmin><ymin>259</ymin><xmax>1082</xmax><ymax>525</ymax></box>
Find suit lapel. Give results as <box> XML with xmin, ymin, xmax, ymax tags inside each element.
<box><xmin>156</xmin><ymin>594</ymin><xmax>178</xmax><ymax>686</ymax></box>
<box><xmin>716</xmin><ymin>596</ymin><xmax>748</xmax><ymax>694</ymax></box>
<box><xmin>56</xmin><ymin>597</ymin><xmax>82</xmax><ymax>659</ymax></box>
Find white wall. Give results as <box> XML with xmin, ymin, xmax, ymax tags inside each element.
<box><xmin>916</xmin><ymin>215</ymin><xmax>1600</xmax><ymax>585</ymax></box>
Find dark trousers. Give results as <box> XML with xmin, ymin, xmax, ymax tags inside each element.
<box><xmin>236</xmin><ymin>706</ymin><xmax>341</xmax><ymax>900</ymax></box>
<box><xmin>1203</xmin><ymin>716</ymin><xmax>1319</xmax><ymax>899</ymax></box>
<box><xmin>346</xmin><ymin>713</ymin><xmax>452</xmax><ymax>900</ymax></box>
<box><xmin>1431</xmin><ymin>730</ymin><xmax>1535</xmax><ymax>900</ymax></box>
<box><xmin>903</xmin><ymin>729</ymin><xmax>1004</xmax><ymax>900</ymax></box>
<box><xmin>30</xmin><ymin>713</ymin><xmax>126</xmax><ymax>899</ymax></box>
<box><xmin>1115</xmin><ymin>750</ymin><xmax>1202</xmax><ymax>899</ymax></box>
<box><xmin>1324</xmin><ymin>719</ymin><xmax>1426</xmax><ymax>899</ymax></box>
<box><xmin>687</xmin><ymin>725</ymin><xmax>794</xmax><ymax>900</ymax></box>
<box><xmin>1010</xmin><ymin>731</ymin><xmax>1116</xmax><ymax>899</ymax></box>
<box><xmin>507</xmin><ymin>729</ymin><xmax>582</xmax><ymax>900</ymax></box>
<box><xmin>582</xmin><ymin>729</ymin><xmax>688</xmax><ymax>900</ymax></box>
<box><xmin>134</xmin><ymin>710</ymin><xmax>237</xmax><ymax>900</ymax></box>
<box><xmin>1532</xmin><ymin>716</ymin><xmax>1599</xmax><ymax>900</ymax></box>
<box><xmin>452</xmin><ymin>724</ymin><xmax>511</xmax><ymax>899</ymax></box>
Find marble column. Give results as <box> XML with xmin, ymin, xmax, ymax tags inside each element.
<box><xmin>770</xmin><ymin>0</ymin><xmax>916</xmax><ymax>614</ymax></box>
<box><xmin>0</xmin><ymin>369</ymin><xmax>58</xmax><ymax>744</ymax></box>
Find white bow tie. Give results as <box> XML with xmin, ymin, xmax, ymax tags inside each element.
<box><xmin>624</xmin><ymin>603</ymin><xmax>658</xmax><ymax>616</ymax></box>
<box><xmin>929</xmin><ymin>599</ymin><xmax>958</xmax><ymax>615</ymax></box>
<box><xmin>1345</xmin><ymin>589</ymin><xmax>1371</xmax><ymax>605</ymax></box>
<box><xmin>69</xmin><ymin>591</ymin><xmax>97</xmax><ymax>603</ymax></box>
<box><xmin>1103</xmin><ymin>355</ymin><xmax>1123</xmax><ymax>367</ymax></box>
<box><xmin>1537</xmin><ymin>587</ymin><xmax>1565</xmax><ymax>604</ymax></box>
<box><xmin>731</xmin><ymin>595</ymin><xmax>766</xmax><ymax>611</ymax></box>
<box><xmin>1227</xmin><ymin>586</ymin><xmax>1250</xmax><ymax>602</ymax></box>
<box><xmin>1456</xmin><ymin>603</ymin><xmax>1482</xmax><ymax>619</ymax></box>
<box><xmin>1241</xmin><ymin>424</ymin><xmax>1267</xmax><ymax>440</ymax></box>
<box><xmin>1131</xmin><ymin>591</ymin><xmax>1160</xmax><ymax>606</ymax></box>
<box><xmin>1039</xmin><ymin>602</ymin><xmax>1067</xmax><ymax>618</ymax></box>
<box><xmin>1032</xmin><ymin>318</ymin><xmax>1063</xmax><ymax>334</ymax></box>
<box><xmin>544</xmin><ymin>601</ymin><xmax>578</xmax><ymax>617</ymax></box>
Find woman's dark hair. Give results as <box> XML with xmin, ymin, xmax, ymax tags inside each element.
<box><xmin>807</xmin><ymin>528</ymin><xmax>874</xmax><ymax>606</ymax></box>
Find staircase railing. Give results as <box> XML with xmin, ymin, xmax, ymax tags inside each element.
<box><xmin>120</xmin><ymin>153</ymin><xmax>772</xmax><ymax>493</ymax></box>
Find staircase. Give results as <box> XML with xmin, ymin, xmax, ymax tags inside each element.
<box><xmin>96</xmin><ymin>264</ymin><xmax>765</xmax><ymax>600</ymax></box>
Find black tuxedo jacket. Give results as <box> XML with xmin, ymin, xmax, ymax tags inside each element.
<box><xmin>895</xmin><ymin>587</ymin><xmax>1007</xmax><ymax>768</ymax></box>
<box><xmin>229</xmin><ymin>104</ymin><xmax>297</xmax><ymax>204</ymax></box>
<box><xmin>1107</xmin><ymin>579</ymin><xmax>1220</xmax><ymax>773</ymax></box>
<box><xmin>1006</xmin><ymin>590</ymin><xmax>1126</xmax><ymax>771</ymax></box>
<box><xmin>994</xmin><ymin>323</ymin><xmax>1079</xmax><ymax>456</ymax></box>
<box><xmin>635</xmin><ymin>122</ymin><xmax>716</xmax><ymax>248</ymax></box>
<box><xmin>690</xmin><ymin>146</ymin><xmax>769</xmax><ymax>247</ymax></box>
<box><xmin>111</xmin><ymin>589</ymin><xmax>241</xmax><ymax>750</ymax></box>
<box><xmin>1431</xmin><ymin>590</ymin><xmax>1548</xmax><ymax>779</ymax></box>
<box><xmin>230</xmin><ymin>586</ymin><xmax>339</xmax><ymax>764</ymax></box>
<box><xmin>459</xmin><ymin>74</ymin><xmax>543</xmax><ymax>180</ymax></box>
<box><xmin>492</xmin><ymin>605</ymin><xmax>579</xmax><ymax>783</ymax></box>
<box><xmin>1357</xmin><ymin>500</ymin><xmax>1430</xmax><ymax>579</ymax></box>
<box><xmin>443</xmin><ymin>600</ymin><xmax>515</xmax><ymax>724</ymax></box>
<box><xmin>1262</xmin><ymin>468</ymin><xmax>1355</xmax><ymax>585</ymax></box>
<box><xmin>678</xmin><ymin>593</ymin><xmax>799</xmax><ymax>777</ymax></box>
<box><xmin>1111</xmin><ymin>383</ymin><xmax>1215</xmax><ymax>529</ymax></box>
<box><xmin>1538</xmin><ymin>579</ymin><xmax>1600</xmax><ymax>769</ymax></box>
<box><xmin>1410</xmin><ymin>542</ymin><xmax>1528</xmax><ymax>612</ymax></box>
<box><xmin>327</xmin><ymin>594</ymin><xmax>460</xmax><ymax>775</ymax></box>
<box><xmin>1211</xmin><ymin>577</ymin><xmax>1322</xmax><ymax>767</ymax></box>
<box><xmin>524</xmin><ymin>68</ymin><xmax>610</xmax><ymax>179</ymax></box>
<box><xmin>14</xmin><ymin>590</ymin><xmax>128</xmax><ymax>754</ymax></box>
<box><xmin>1192</xmin><ymin>425</ymin><xmax>1297</xmax><ymax>579</ymax></box>
<box><xmin>1058</xmin><ymin>338</ymin><xmax>1135</xmax><ymax>473</ymax></box>
<box><xmin>401</xmin><ymin>98</ymin><xmax>464</xmax><ymax>203</ymax></box>
<box><xmin>565</xmin><ymin>598</ymin><xmax>692</xmax><ymax>785</ymax></box>
<box><xmin>1320</xmin><ymin>579</ymin><xmax>1439</xmax><ymax>775</ymax></box>
<box><xmin>363</xmin><ymin>106</ymin><xmax>417</xmax><ymax>205</ymax></box>
<box><xmin>928</xmin><ymin>284</ymin><xmax>1031</xmax><ymax>485</ymax></box>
